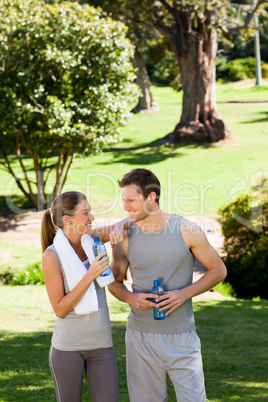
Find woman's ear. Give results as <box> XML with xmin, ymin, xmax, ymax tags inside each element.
<box><xmin>62</xmin><ymin>215</ymin><xmax>71</xmax><ymax>224</ymax></box>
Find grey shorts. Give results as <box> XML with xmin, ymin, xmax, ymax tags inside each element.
<box><xmin>125</xmin><ymin>328</ymin><xmax>206</xmax><ymax>402</ymax></box>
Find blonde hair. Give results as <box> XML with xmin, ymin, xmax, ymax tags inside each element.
<box><xmin>41</xmin><ymin>191</ymin><xmax>86</xmax><ymax>252</ymax></box>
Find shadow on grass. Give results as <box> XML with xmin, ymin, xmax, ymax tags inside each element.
<box><xmin>100</xmin><ymin>138</ymin><xmax>216</xmax><ymax>166</ymax></box>
<box><xmin>0</xmin><ymin>324</ymin><xmax>133</xmax><ymax>402</ymax></box>
<box><xmin>0</xmin><ymin>195</ymin><xmax>35</xmax><ymax>218</ymax></box>
<box><xmin>194</xmin><ymin>299</ymin><xmax>268</xmax><ymax>400</ymax></box>
<box><xmin>102</xmin><ymin>141</ymin><xmax>182</xmax><ymax>165</ymax></box>
<box><xmin>242</xmin><ymin>111</ymin><xmax>268</xmax><ymax>124</ymax></box>
<box><xmin>0</xmin><ymin>331</ymin><xmax>55</xmax><ymax>401</ymax></box>
<box><xmin>1</xmin><ymin>300</ymin><xmax>267</xmax><ymax>401</ymax></box>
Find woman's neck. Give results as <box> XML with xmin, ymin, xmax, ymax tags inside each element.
<box><xmin>63</xmin><ymin>230</ymin><xmax>87</xmax><ymax>261</ymax></box>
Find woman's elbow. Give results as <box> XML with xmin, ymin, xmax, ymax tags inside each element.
<box><xmin>53</xmin><ymin>307</ymin><xmax>68</xmax><ymax>319</ymax></box>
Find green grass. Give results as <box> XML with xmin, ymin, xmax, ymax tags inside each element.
<box><xmin>0</xmin><ymin>81</ymin><xmax>267</xmax><ymax>400</ymax></box>
<box><xmin>0</xmin><ymin>81</ymin><xmax>267</xmax><ymax>275</ymax></box>
<box><xmin>216</xmin><ymin>79</ymin><xmax>268</xmax><ymax>103</ymax></box>
<box><xmin>0</xmin><ymin>286</ymin><xmax>267</xmax><ymax>401</ymax></box>
<box><xmin>0</xmin><ymin>241</ymin><xmax>41</xmax><ymax>272</ymax></box>
<box><xmin>0</xmin><ymin>82</ymin><xmax>267</xmax><ymax>219</ymax></box>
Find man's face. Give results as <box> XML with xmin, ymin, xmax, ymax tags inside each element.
<box><xmin>121</xmin><ymin>185</ymin><xmax>151</xmax><ymax>222</ymax></box>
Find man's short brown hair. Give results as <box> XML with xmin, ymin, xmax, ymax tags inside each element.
<box><xmin>118</xmin><ymin>168</ymin><xmax>161</xmax><ymax>204</ymax></box>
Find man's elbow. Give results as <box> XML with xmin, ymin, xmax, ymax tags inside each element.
<box><xmin>219</xmin><ymin>262</ymin><xmax>227</xmax><ymax>282</ymax></box>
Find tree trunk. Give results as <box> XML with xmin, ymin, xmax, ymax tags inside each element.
<box><xmin>32</xmin><ymin>152</ymin><xmax>46</xmax><ymax>210</ymax></box>
<box><xmin>162</xmin><ymin>25</ymin><xmax>230</xmax><ymax>144</ymax></box>
<box><xmin>131</xmin><ymin>47</ymin><xmax>159</xmax><ymax>113</ymax></box>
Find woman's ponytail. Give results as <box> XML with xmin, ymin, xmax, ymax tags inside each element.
<box><xmin>41</xmin><ymin>209</ymin><xmax>56</xmax><ymax>252</ymax></box>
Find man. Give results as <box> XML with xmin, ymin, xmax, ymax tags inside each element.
<box><xmin>108</xmin><ymin>168</ymin><xmax>227</xmax><ymax>402</ymax></box>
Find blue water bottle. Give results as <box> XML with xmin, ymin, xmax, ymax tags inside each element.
<box><xmin>152</xmin><ymin>280</ymin><xmax>166</xmax><ymax>320</ymax></box>
<box><xmin>92</xmin><ymin>237</ymin><xmax>111</xmax><ymax>277</ymax></box>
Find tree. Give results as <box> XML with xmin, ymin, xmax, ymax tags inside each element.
<box><xmin>131</xmin><ymin>47</ymin><xmax>160</xmax><ymax>113</ymax></box>
<box><xmin>0</xmin><ymin>0</ymin><xmax>137</xmax><ymax>210</ymax></box>
<box><xmin>84</xmin><ymin>0</ymin><xmax>160</xmax><ymax>112</ymax></box>
<box><xmin>91</xmin><ymin>0</ymin><xmax>267</xmax><ymax>143</ymax></box>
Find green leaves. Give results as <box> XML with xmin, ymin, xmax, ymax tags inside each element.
<box><xmin>218</xmin><ymin>178</ymin><xmax>268</xmax><ymax>299</ymax></box>
<box><xmin>0</xmin><ymin>0</ymin><xmax>138</xmax><ymax>207</ymax></box>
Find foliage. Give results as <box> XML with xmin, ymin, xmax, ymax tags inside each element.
<box><xmin>217</xmin><ymin>3</ymin><xmax>268</xmax><ymax>70</ymax></box>
<box><xmin>214</xmin><ymin>281</ymin><xmax>235</xmax><ymax>297</ymax></box>
<box><xmin>216</xmin><ymin>57</ymin><xmax>262</xmax><ymax>81</ymax></box>
<box><xmin>0</xmin><ymin>268</ymin><xmax>14</xmax><ymax>285</ymax></box>
<box><xmin>0</xmin><ymin>262</ymin><xmax>44</xmax><ymax>286</ymax></box>
<box><xmin>218</xmin><ymin>178</ymin><xmax>268</xmax><ymax>299</ymax></box>
<box><xmin>10</xmin><ymin>262</ymin><xmax>44</xmax><ymax>285</ymax></box>
<box><xmin>0</xmin><ymin>0</ymin><xmax>137</xmax><ymax>209</ymax></box>
<box><xmin>145</xmin><ymin>39</ymin><xmax>182</xmax><ymax>91</ymax></box>
<box><xmin>262</xmin><ymin>63</ymin><xmax>268</xmax><ymax>78</ymax></box>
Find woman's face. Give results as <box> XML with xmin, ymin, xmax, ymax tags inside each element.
<box><xmin>65</xmin><ymin>199</ymin><xmax>95</xmax><ymax>236</ymax></box>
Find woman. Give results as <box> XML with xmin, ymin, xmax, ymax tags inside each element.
<box><xmin>41</xmin><ymin>191</ymin><xmax>127</xmax><ymax>402</ymax></box>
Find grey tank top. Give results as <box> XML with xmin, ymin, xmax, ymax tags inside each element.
<box><xmin>126</xmin><ymin>214</ymin><xmax>196</xmax><ymax>333</ymax></box>
<box><xmin>48</xmin><ymin>244</ymin><xmax>112</xmax><ymax>351</ymax></box>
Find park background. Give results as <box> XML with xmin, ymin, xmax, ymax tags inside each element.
<box><xmin>0</xmin><ymin>0</ymin><xmax>268</xmax><ymax>401</ymax></box>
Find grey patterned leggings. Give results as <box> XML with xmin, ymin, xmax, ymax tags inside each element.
<box><xmin>49</xmin><ymin>346</ymin><xmax>119</xmax><ymax>402</ymax></box>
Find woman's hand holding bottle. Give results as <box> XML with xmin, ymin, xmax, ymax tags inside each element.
<box><xmin>87</xmin><ymin>252</ymin><xmax>110</xmax><ymax>281</ymax></box>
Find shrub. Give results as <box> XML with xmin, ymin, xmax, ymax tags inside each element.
<box><xmin>261</xmin><ymin>63</ymin><xmax>268</xmax><ymax>79</ymax></box>
<box><xmin>11</xmin><ymin>263</ymin><xmax>44</xmax><ymax>286</ymax></box>
<box><xmin>0</xmin><ymin>268</ymin><xmax>14</xmax><ymax>285</ymax></box>
<box><xmin>214</xmin><ymin>281</ymin><xmax>235</xmax><ymax>297</ymax></box>
<box><xmin>218</xmin><ymin>178</ymin><xmax>268</xmax><ymax>299</ymax></box>
<box><xmin>216</xmin><ymin>57</ymin><xmax>261</xmax><ymax>82</ymax></box>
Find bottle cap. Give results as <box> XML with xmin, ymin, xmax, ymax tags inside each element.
<box><xmin>94</xmin><ymin>237</ymin><xmax>100</xmax><ymax>242</ymax></box>
<box><xmin>153</xmin><ymin>280</ymin><xmax>160</xmax><ymax>286</ymax></box>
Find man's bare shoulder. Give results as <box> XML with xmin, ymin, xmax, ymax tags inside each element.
<box><xmin>180</xmin><ymin>217</ymin><xmax>204</xmax><ymax>235</ymax></box>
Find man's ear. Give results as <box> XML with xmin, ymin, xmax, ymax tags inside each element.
<box><xmin>148</xmin><ymin>192</ymin><xmax>156</xmax><ymax>204</ymax></box>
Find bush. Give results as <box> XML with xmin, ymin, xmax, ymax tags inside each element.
<box><xmin>0</xmin><ymin>268</ymin><xmax>14</xmax><ymax>285</ymax></box>
<box><xmin>216</xmin><ymin>57</ymin><xmax>261</xmax><ymax>82</ymax></box>
<box><xmin>214</xmin><ymin>281</ymin><xmax>235</xmax><ymax>297</ymax></box>
<box><xmin>261</xmin><ymin>63</ymin><xmax>268</xmax><ymax>79</ymax></box>
<box><xmin>218</xmin><ymin>178</ymin><xmax>268</xmax><ymax>299</ymax></box>
<box><xmin>10</xmin><ymin>263</ymin><xmax>44</xmax><ymax>286</ymax></box>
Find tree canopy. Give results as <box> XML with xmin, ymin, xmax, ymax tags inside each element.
<box><xmin>0</xmin><ymin>0</ymin><xmax>137</xmax><ymax>209</ymax></box>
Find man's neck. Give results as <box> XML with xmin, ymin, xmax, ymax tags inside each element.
<box><xmin>136</xmin><ymin>210</ymin><xmax>171</xmax><ymax>233</ymax></box>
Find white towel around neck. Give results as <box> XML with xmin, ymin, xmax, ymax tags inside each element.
<box><xmin>53</xmin><ymin>229</ymin><xmax>114</xmax><ymax>315</ymax></box>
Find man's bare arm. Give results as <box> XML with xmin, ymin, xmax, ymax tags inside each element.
<box><xmin>108</xmin><ymin>236</ymin><xmax>156</xmax><ymax>310</ymax></box>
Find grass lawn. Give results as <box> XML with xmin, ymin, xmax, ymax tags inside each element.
<box><xmin>0</xmin><ymin>241</ymin><xmax>41</xmax><ymax>272</ymax></box>
<box><xmin>0</xmin><ymin>286</ymin><xmax>267</xmax><ymax>401</ymax></box>
<box><xmin>0</xmin><ymin>80</ymin><xmax>267</xmax><ymax>219</ymax></box>
<box><xmin>0</xmin><ymin>81</ymin><xmax>267</xmax><ymax>399</ymax></box>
